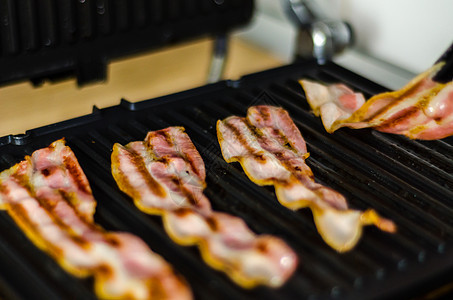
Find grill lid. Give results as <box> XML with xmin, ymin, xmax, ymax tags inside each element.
<box><xmin>0</xmin><ymin>60</ymin><xmax>452</xmax><ymax>299</ymax></box>
<box><xmin>0</xmin><ymin>0</ymin><xmax>253</xmax><ymax>86</ymax></box>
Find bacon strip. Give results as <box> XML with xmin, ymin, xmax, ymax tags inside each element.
<box><xmin>300</xmin><ymin>63</ymin><xmax>453</xmax><ymax>140</ymax></box>
<box><xmin>0</xmin><ymin>139</ymin><xmax>192</xmax><ymax>300</ymax></box>
<box><xmin>217</xmin><ymin>106</ymin><xmax>396</xmax><ymax>252</ymax></box>
<box><xmin>111</xmin><ymin>126</ymin><xmax>298</xmax><ymax>288</ymax></box>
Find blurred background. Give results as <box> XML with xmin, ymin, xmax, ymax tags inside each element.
<box><xmin>238</xmin><ymin>0</ymin><xmax>453</xmax><ymax>87</ymax></box>
<box><xmin>0</xmin><ymin>0</ymin><xmax>452</xmax><ymax>137</ymax></box>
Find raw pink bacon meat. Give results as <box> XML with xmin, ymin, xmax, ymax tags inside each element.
<box><xmin>300</xmin><ymin>63</ymin><xmax>453</xmax><ymax>140</ymax></box>
<box><xmin>111</xmin><ymin>126</ymin><xmax>298</xmax><ymax>288</ymax></box>
<box><xmin>217</xmin><ymin>106</ymin><xmax>396</xmax><ymax>252</ymax></box>
<box><xmin>0</xmin><ymin>139</ymin><xmax>192</xmax><ymax>300</ymax></box>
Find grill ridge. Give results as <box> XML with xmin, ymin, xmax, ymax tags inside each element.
<box><xmin>69</xmin><ymin>135</ymin><xmax>253</xmax><ymax>300</ymax></box>
<box><xmin>301</xmin><ymin>128</ymin><xmax>453</xmax><ymax>238</ymax></box>
<box><xmin>162</xmin><ymin>108</ymin><xmax>400</xmax><ymax>286</ymax></box>
<box><xmin>0</xmin><ymin>61</ymin><xmax>452</xmax><ymax>299</ymax></box>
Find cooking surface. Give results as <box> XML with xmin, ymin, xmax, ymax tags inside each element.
<box><xmin>0</xmin><ymin>60</ymin><xmax>452</xmax><ymax>299</ymax></box>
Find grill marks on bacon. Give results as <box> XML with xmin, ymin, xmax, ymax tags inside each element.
<box><xmin>217</xmin><ymin>106</ymin><xmax>396</xmax><ymax>252</ymax></box>
<box><xmin>111</xmin><ymin>126</ymin><xmax>298</xmax><ymax>288</ymax></box>
<box><xmin>30</xmin><ymin>140</ymin><xmax>96</xmax><ymax>222</ymax></box>
<box><xmin>300</xmin><ymin>63</ymin><xmax>453</xmax><ymax>140</ymax></box>
<box><xmin>0</xmin><ymin>139</ymin><xmax>192</xmax><ymax>300</ymax></box>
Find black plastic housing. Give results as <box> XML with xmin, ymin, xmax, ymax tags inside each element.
<box><xmin>0</xmin><ymin>0</ymin><xmax>254</xmax><ymax>86</ymax></box>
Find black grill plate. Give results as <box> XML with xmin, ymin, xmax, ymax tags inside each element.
<box><xmin>0</xmin><ymin>60</ymin><xmax>452</xmax><ymax>300</ymax></box>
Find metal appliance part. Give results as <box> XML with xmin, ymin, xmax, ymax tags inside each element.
<box><xmin>285</xmin><ymin>0</ymin><xmax>353</xmax><ymax>63</ymax></box>
<box><xmin>207</xmin><ymin>34</ymin><xmax>229</xmax><ymax>83</ymax></box>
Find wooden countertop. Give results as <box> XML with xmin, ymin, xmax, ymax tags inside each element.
<box><xmin>0</xmin><ymin>37</ymin><xmax>283</xmax><ymax>137</ymax></box>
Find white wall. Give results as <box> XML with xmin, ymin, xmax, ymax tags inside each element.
<box><xmin>339</xmin><ymin>0</ymin><xmax>453</xmax><ymax>74</ymax></box>
<box><xmin>237</xmin><ymin>0</ymin><xmax>453</xmax><ymax>74</ymax></box>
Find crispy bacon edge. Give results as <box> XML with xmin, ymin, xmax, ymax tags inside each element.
<box><xmin>0</xmin><ymin>139</ymin><xmax>192</xmax><ymax>300</ymax></box>
<box><xmin>299</xmin><ymin>63</ymin><xmax>453</xmax><ymax>140</ymax></box>
<box><xmin>111</xmin><ymin>127</ymin><xmax>298</xmax><ymax>289</ymax></box>
<box><xmin>216</xmin><ymin>106</ymin><xmax>396</xmax><ymax>252</ymax></box>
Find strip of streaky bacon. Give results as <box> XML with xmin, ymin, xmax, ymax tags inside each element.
<box><xmin>111</xmin><ymin>126</ymin><xmax>298</xmax><ymax>288</ymax></box>
<box><xmin>300</xmin><ymin>63</ymin><xmax>453</xmax><ymax>140</ymax></box>
<box><xmin>0</xmin><ymin>139</ymin><xmax>192</xmax><ymax>300</ymax></box>
<box><xmin>217</xmin><ymin>106</ymin><xmax>396</xmax><ymax>252</ymax></box>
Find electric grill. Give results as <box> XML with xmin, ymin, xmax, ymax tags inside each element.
<box><xmin>0</xmin><ymin>60</ymin><xmax>452</xmax><ymax>299</ymax></box>
<box><xmin>1</xmin><ymin>2</ymin><xmax>452</xmax><ymax>300</ymax></box>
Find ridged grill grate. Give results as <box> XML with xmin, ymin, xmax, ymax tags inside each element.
<box><xmin>0</xmin><ymin>61</ymin><xmax>452</xmax><ymax>299</ymax></box>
